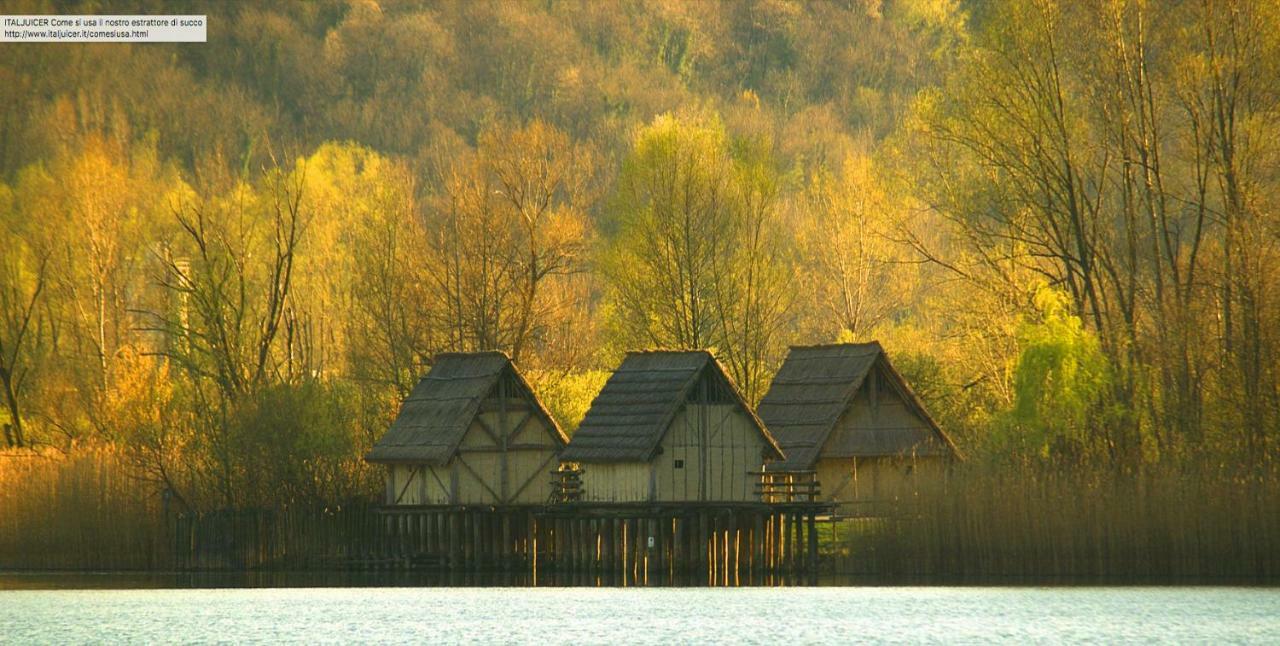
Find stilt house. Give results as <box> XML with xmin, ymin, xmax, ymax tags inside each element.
<box><xmin>561</xmin><ymin>350</ymin><xmax>784</xmax><ymax>503</ymax></box>
<box><xmin>366</xmin><ymin>352</ymin><xmax>568</xmax><ymax>506</ymax></box>
<box><xmin>757</xmin><ymin>342</ymin><xmax>959</xmax><ymax>510</ymax></box>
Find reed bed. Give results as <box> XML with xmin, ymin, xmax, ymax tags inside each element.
<box><xmin>0</xmin><ymin>447</ymin><xmax>170</xmax><ymax>570</ymax></box>
<box><xmin>3</xmin><ymin>447</ymin><xmax>1277</xmax><ymax>581</ymax></box>
<box><xmin>840</xmin><ymin>464</ymin><xmax>1280</xmax><ymax>583</ymax></box>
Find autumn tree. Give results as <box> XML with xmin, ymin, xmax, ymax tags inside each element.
<box><xmin>797</xmin><ymin>153</ymin><xmax>916</xmax><ymax>341</ymax></box>
<box><xmin>0</xmin><ymin>188</ymin><xmax>48</xmax><ymax>448</ymax></box>
<box><xmin>425</xmin><ymin>120</ymin><xmax>595</xmax><ymax>364</ymax></box>
<box><xmin>604</xmin><ymin>112</ymin><xmax>793</xmax><ymax>402</ymax></box>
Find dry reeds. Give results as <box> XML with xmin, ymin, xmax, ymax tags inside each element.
<box><xmin>0</xmin><ymin>447</ymin><xmax>169</xmax><ymax>570</ymax></box>
<box><xmin>838</xmin><ymin>464</ymin><xmax>1280</xmax><ymax>583</ymax></box>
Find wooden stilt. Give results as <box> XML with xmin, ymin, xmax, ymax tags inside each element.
<box><xmin>449</xmin><ymin>511</ymin><xmax>462</xmax><ymax>570</ymax></box>
<box><xmin>783</xmin><ymin>513</ymin><xmax>794</xmax><ymax>574</ymax></box>
<box><xmin>615</xmin><ymin>517</ymin><xmax>625</xmax><ymax>582</ymax></box>
<box><xmin>753</xmin><ymin>512</ymin><xmax>764</xmax><ymax>579</ymax></box>
<box><xmin>807</xmin><ymin>512</ymin><xmax>819</xmax><ymax>583</ymax></box>
<box><xmin>502</xmin><ymin>514</ymin><xmax>512</xmax><ymax>569</ymax></box>
<box><xmin>730</xmin><ymin>513</ymin><xmax>740</xmax><ymax>586</ymax></box>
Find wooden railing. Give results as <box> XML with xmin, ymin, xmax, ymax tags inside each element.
<box><xmin>753</xmin><ymin>471</ymin><xmax>820</xmax><ymax>503</ymax></box>
<box><xmin>549</xmin><ymin>465</ymin><xmax>584</xmax><ymax>503</ymax></box>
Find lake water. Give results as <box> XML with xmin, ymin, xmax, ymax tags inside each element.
<box><xmin>1</xmin><ymin>586</ymin><xmax>1278</xmax><ymax>644</ymax></box>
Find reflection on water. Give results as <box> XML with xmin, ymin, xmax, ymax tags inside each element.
<box><xmin>2</xmin><ymin>569</ymin><xmax>1271</xmax><ymax>590</ymax></box>
<box><xmin>0</xmin><ymin>569</ymin><xmax>833</xmax><ymax>590</ymax></box>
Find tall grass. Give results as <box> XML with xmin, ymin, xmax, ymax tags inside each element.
<box><xmin>844</xmin><ymin>464</ymin><xmax>1280</xmax><ymax>582</ymax></box>
<box><xmin>4</xmin><ymin>447</ymin><xmax>1277</xmax><ymax>582</ymax></box>
<box><xmin>0</xmin><ymin>447</ymin><xmax>170</xmax><ymax>570</ymax></box>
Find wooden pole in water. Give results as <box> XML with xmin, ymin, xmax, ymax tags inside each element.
<box><xmin>766</xmin><ymin>513</ymin><xmax>775</xmax><ymax>573</ymax></box>
<box><xmin>553</xmin><ymin>517</ymin><xmax>564</xmax><ymax>569</ymax></box>
<box><xmin>698</xmin><ymin>511</ymin><xmax>710</xmax><ymax>580</ymax></box>
<box><xmin>475</xmin><ymin>512</ymin><xmax>485</xmax><ymax>569</ymax></box>
<box><xmin>807</xmin><ymin>511</ymin><xmax>819</xmax><ymax>582</ymax></box>
<box><xmin>453</xmin><ymin>511</ymin><xmax>464</xmax><ymax>569</ymax></box>
<box><xmin>578</xmin><ymin>518</ymin><xmax>589</xmax><ymax>573</ymax></box>
<box><xmin>651</xmin><ymin>516</ymin><xmax>661</xmax><ymax>583</ymax></box>
<box><xmin>625</xmin><ymin>515</ymin><xmax>634</xmax><ymax>583</ymax></box>
<box><xmin>731</xmin><ymin>513</ymin><xmax>740</xmax><ymax>586</ymax></box>
<box><xmin>629</xmin><ymin>517</ymin><xmax>641</xmax><ymax>583</ymax></box>
<box><xmin>600</xmin><ymin>518</ymin><xmax>611</xmax><ymax>577</ymax></box>
<box><xmin>675</xmin><ymin>514</ymin><xmax>686</xmax><ymax>573</ymax></box>
<box><xmin>502</xmin><ymin>513</ymin><xmax>512</xmax><ymax>570</ymax></box>
<box><xmin>789</xmin><ymin>511</ymin><xmax>799</xmax><ymax>575</ymax></box>
<box><xmin>752</xmin><ymin>512</ymin><xmax>764</xmax><ymax>578</ymax></box>
<box><xmin>526</xmin><ymin>513</ymin><xmax>535</xmax><ymax>569</ymax></box>
<box><xmin>615</xmin><ymin>516</ymin><xmax>625</xmax><ymax>582</ymax></box>
<box><xmin>778</xmin><ymin>511</ymin><xmax>788</xmax><ymax>570</ymax></box>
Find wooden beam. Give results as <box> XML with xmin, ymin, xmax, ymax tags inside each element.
<box><xmin>509</xmin><ymin>451</ymin><xmax>560</xmax><ymax>503</ymax></box>
<box><xmin>450</xmin><ymin>460</ymin><xmax>459</xmax><ymax>505</ymax></box>
<box><xmin>457</xmin><ymin>442</ymin><xmax>555</xmax><ymax>454</ymax></box>
<box><xmin>394</xmin><ymin>465</ymin><xmax>420</xmax><ymax>504</ymax></box>
<box><xmin>455</xmin><ymin>454</ymin><xmax>502</xmax><ymax>502</ymax></box>
<box><xmin>506</xmin><ymin>410</ymin><xmax>534</xmax><ymax>442</ymax></box>
<box><xmin>473</xmin><ymin>416</ymin><xmax>502</xmax><ymax>447</ymax></box>
<box><xmin>425</xmin><ymin>465</ymin><xmax>448</xmax><ymax>500</ymax></box>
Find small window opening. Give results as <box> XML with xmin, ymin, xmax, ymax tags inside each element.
<box><xmin>674</xmin><ymin>459</ymin><xmax>685</xmax><ymax>469</ymax></box>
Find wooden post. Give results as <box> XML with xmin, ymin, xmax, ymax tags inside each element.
<box><xmin>721</xmin><ymin>519</ymin><xmax>730</xmax><ymax>586</ymax></box>
<box><xmin>659</xmin><ymin>515</ymin><xmax>669</xmax><ymax>583</ymax></box>
<box><xmin>575</xmin><ymin>518</ymin><xmax>587</xmax><ymax>572</ymax></box>
<box><xmin>613</xmin><ymin>517</ymin><xmax>624</xmax><ymax>581</ymax></box>
<box><xmin>807</xmin><ymin>512</ymin><xmax>819</xmax><ymax>583</ymax></box>
<box><xmin>753</xmin><ymin>512</ymin><xmax>764</xmax><ymax>579</ymax></box>
<box><xmin>645</xmin><ymin>516</ymin><xmax>656</xmax><ymax>584</ymax></box>
<box><xmin>619</xmin><ymin>518</ymin><xmax>629</xmax><ymax>585</ymax></box>
<box><xmin>423</xmin><ymin>512</ymin><xmax>434</xmax><ymax>559</ymax></box>
<box><xmin>729</xmin><ymin>512</ymin><xmax>740</xmax><ymax>586</ymax></box>
<box><xmin>493</xmin><ymin>512</ymin><xmax>502</xmax><ymax>568</ymax></box>
<box><xmin>764</xmin><ymin>513</ymin><xmax>773</xmax><ymax>572</ymax></box>
<box><xmin>554</xmin><ymin>517</ymin><xmax>566</xmax><ymax>569</ymax></box>
<box><xmin>788</xmin><ymin>506</ymin><xmax>798</xmax><ymax>570</ymax></box>
<box><xmin>773</xmin><ymin>512</ymin><xmax>784</xmax><ymax>573</ymax></box>
<box><xmin>527</xmin><ymin>512</ymin><xmax>537</xmax><ymax>568</ymax></box>
<box><xmin>527</xmin><ymin>514</ymin><xmax>537</xmax><ymax>567</ymax></box>
<box><xmin>449</xmin><ymin>511</ymin><xmax>462</xmax><ymax>570</ymax></box>
<box><xmin>778</xmin><ymin>511</ymin><xmax>788</xmax><ymax>570</ymax></box>
<box><xmin>502</xmin><ymin>513</ymin><xmax>512</xmax><ymax>569</ymax></box>
<box><xmin>711</xmin><ymin>512</ymin><xmax>721</xmax><ymax>585</ymax></box>
<box><xmin>672</xmin><ymin>515</ymin><xmax>685</xmax><ymax>576</ymax></box>
<box><xmin>470</xmin><ymin>511</ymin><xmax>482</xmax><ymax>570</ymax></box>
<box><xmin>627</xmin><ymin>518</ymin><xmax>640</xmax><ymax>583</ymax></box>
<box><xmin>697</xmin><ymin>511</ymin><xmax>709</xmax><ymax>580</ymax></box>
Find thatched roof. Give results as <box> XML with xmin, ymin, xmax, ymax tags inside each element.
<box><xmin>758</xmin><ymin>342</ymin><xmax>958</xmax><ymax>470</ymax></box>
<box><xmin>561</xmin><ymin>350</ymin><xmax>783</xmax><ymax>463</ymax></box>
<box><xmin>365</xmin><ymin>351</ymin><xmax>566</xmax><ymax>465</ymax></box>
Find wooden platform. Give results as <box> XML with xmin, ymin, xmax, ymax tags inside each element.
<box><xmin>366</xmin><ymin>501</ymin><xmax>833</xmax><ymax>584</ymax></box>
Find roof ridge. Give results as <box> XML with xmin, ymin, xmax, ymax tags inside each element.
<box><xmin>788</xmin><ymin>341</ymin><xmax>884</xmax><ymax>351</ymax></box>
<box><xmin>623</xmin><ymin>348</ymin><xmax>713</xmax><ymax>356</ymax></box>
<box><xmin>433</xmin><ymin>350</ymin><xmax>512</xmax><ymax>360</ymax></box>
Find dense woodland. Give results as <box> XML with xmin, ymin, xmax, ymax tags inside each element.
<box><xmin>1</xmin><ymin>0</ymin><xmax>1278</xmax><ymax>573</ymax></box>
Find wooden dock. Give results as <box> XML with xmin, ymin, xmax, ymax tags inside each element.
<box><xmin>169</xmin><ymin>471</ymin><xmax>834</xmax><ymax>584</ymax></box>
<box><xmin>368</xmin><ymin>500</ymin><xmax>831</xmax><ymax>585</ymax></box>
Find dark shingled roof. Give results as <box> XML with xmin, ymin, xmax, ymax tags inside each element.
<box><xmin>561</xmin><ymin>350</ymin><xmax>783</xmax><ymax>463</ymax></box>
<box><xmin>758</xmin><ymin>342</ymin><xmax>958</xmax><ymax>470</ymax></box>
<box><xmin>365</xmin><ymin>351</ymin><xmax>566</xmax><ymax>465</ymax></box>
